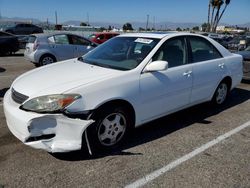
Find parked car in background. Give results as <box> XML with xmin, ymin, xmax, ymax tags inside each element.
<box><xmin>88</xmin><ymin>32</ymin><xmax>119</xmax><ymax>44</ymax></box>
<box><xmin>236</xmin><ymin>46</ymin><xmax>250</xmax><ymax>80</ymax></box>
<box><xmin>228</xmin><ymin>36</ymin><xmax>250</xmax><ymax>51</ymax></box>
<box><xmin>4</xmin><ymin>23</ymin><xmax>43</xmax><ymax>35</ymax></box>
<box><xmin>0</xmin><ymin>31</ymin><xmax>19</xmax><ymax>55</ymax></box>
<box><xmin>25</xmin><ymin>33</ymin><xmax>97</xmax><ymax>66</ymax></box>
<box><xmin>4</xmin><ymin>33</ymin><xmax>242</xmax><ymax>154</ymax></box>
<box><xmin>212</xmin><ymin>38</ymin><xmax>229</xmax><ymax>49</ymax></box>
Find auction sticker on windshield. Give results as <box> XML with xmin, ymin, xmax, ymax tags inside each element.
<box><xmin>134</xmin><ymin>38</ymin><xmax>153</xmax><ymax>44</ymax></box>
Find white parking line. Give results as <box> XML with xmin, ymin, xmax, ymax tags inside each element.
<box><xmin>125</xmin><ymin>121</ymin><xmax>250</xmax><ymax>188</ymax></box>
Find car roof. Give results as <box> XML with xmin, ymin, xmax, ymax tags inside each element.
<box><xmin>119</xmin><ymin>32</ymin><xmax>200</xmax><ymax>39</ymax></box>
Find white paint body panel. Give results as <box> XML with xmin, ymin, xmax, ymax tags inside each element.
<box><xmin>4</xmin><ymin>33</ymin><xmax>243</xmax><ymax>152</ymax></box>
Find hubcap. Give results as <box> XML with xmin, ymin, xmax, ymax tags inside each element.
<box><xmin>216</xmin><ymin>83</ymin><xmax>227</xmax><ymax>104</ymax></box>
<box><xmin>97</xmin><ymin>113</ymin><xmax>127</xmax><ymax>146</ymax></box>
<box><xmin>42</xmin><ymin>56</ymin><xmax>54</xmax><ymax>65</ymax></box>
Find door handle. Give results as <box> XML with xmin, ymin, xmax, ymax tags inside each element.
<box><xmin>183</xmin><ymin>71</ymin><xmax>192</xmax><ymax>77</ymax></box>
<box><xmin>218</xmin><ymin>63</ymin><xmax>225</xmax><ymax>68</ymax></box>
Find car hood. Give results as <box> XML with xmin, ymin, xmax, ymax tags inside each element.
<box><xmin>12</xmin><ymin>59</ymin><xmax>120</xmax><ymax>98</ymax></box>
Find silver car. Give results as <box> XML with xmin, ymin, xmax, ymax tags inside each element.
<box><xmin>24</xmin><ymin>33</ymin><xmax>97</xmax><ymax>66</ymax></box>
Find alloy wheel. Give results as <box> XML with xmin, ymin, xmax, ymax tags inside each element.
<box><xmin>97</xmin><ymin>112</ymin><xmax>127</xmax><ymax>146</ymax></box>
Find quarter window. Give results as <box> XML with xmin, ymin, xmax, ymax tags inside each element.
<box><xmin>48</xmin><ymin>36</ymin><xmax>55</xmax><ymax>43</ymax></box>
<box><xmin>189</xmin><ymin>36</ymin><xmax>222</xmax><ymax>63</ymax></box>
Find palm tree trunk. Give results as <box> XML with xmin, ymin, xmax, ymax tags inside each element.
<box><xmin>213</xmin><ymin>8</ymin><xmax>221</xmax><ymax>32</ymax></box>
<box><xmin>207</xmin><ymin>1</ymin><xmax>211</xmax><ymax>32</ymax></box>
<box><xmin>210</xmin><ymin>7</ymin><xmax>215</xmax><ymax>32</ymax></box>
<box><xmin>214</xmin><ymin>5</ymin><xmax>228</xmax><ymax>30</ymax></box>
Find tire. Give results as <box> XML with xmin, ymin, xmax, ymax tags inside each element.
<box><xmin>39</xmin><ymin>54</ymin><xmax>56</xmax><ymax>66</ymax></box>
<box><xmin>212</xmin><ymin>81</ymin><xmax>229</xmax><ymax>105</ymax></box>
<box><xmin>87</xmin><ymin>106</ymin><xmax>132</xmax><ymax>153</ymax></box>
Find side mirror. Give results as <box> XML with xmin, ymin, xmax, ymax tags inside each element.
<box><xmin>144</xmin><ymin>60</ymin><xmax>168</xmax><ymax>73</ymax></box>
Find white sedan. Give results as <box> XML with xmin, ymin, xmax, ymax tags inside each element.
<box><xmin>4</xmin><ymin>33</ymin><xmax>243</xmax><ymax>154</ymax></box>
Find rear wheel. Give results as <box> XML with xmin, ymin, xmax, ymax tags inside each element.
<box><xmin>212</xmin><ymin>81</ymin><xmax>229</xmax><ymax>105</ymax></box>
<box><xmin>39</xmin><ymin>54</ymin><xmax>56</xmax><ymax>66</ymax></box>
<box><xmin>87</xmin><ymin>106</ymin><xmax>132</xmax><ymax>153</ymax></box>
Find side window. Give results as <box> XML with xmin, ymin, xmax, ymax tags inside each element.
<box><xmin>69</xmin><ymin>35</ymin><xmax>90</xmax><ymax>46</ymax></box>
<box><xmin>153</xmin><ymin>37</ymin><xmax>187</xmax><ymax>68</ymax></box>
<box><xmin>189</xmin><ymin>36</ymin><xmax>222</xmax><ymax>63</ymax></box>
<box><xmin>54</xmin><ymin>35</ymin><xmax>69</xmax><ymax>44</ymax></box>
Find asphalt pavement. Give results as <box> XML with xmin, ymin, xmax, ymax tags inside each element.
<box><xmin>0</xmin><ymin>52</ymin><xmax>249</xmax><ymax>188</ymax></box>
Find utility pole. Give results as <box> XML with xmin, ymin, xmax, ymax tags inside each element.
<box><xmin>47</xmin><ymin>18</ymin><xmax>49</xmax><ymax>29</ymax></box>
<box><xmin>87</xmin><ymin>12</ymin><xmax>89</xmax><ymax>26</ymax></box>
<box><xmin>146</xmin><ymin>14</ymin><xmax>149</xmax><ymax>30</ymax></box>
<box><xmin>153</xmin><ymin>16</ymin><xmax>155</xmax><ymax>30</ymax></box>
<box><xmin>55</xmin><ymin>11</ymin><xmax>58</xmax><ymax>25</ymax></box>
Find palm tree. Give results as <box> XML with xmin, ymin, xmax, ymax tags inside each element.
<box><xmin>214</xmin><ymin>0</ymin><xmax>231</xmax><ymax>30</ymax></box>
<box><xmin>212</xmin><ymin>0</ymin><xmax>224</xmax><ymax>32</ymax></box>
<box><xmin>210</xmin><ymin>0</ymin><xmax>217</xmax><ymax>32</ymax></box>
<box><xmin>208</xmin><ymin>0</ymin><xmax>231</xmax><ymax>32</ymax></box>
<box><xmin>207</xmin><ymin>0</ymin><xmax>212</xmax><ymax>31</ymax></box>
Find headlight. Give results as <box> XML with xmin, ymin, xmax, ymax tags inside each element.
<box><xmin>20</xmin><ymin>94</ymin><xmax>81</xmax><ymax>113</ymax></box>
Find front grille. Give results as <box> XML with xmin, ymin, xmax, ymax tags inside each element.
<box><xmin>11</xmin><ymin>88</ymin><xmax>29</xmax><ymax>104</ymax></box>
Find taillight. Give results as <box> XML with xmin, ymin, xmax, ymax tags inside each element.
<box><xmin>33</xmin><ymin>40</ymin><xmax>39</xmax><ymax>51</ymax></box>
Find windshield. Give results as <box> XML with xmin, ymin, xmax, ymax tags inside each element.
<box><xmin>81</xmin><ymin>36</ymin><xmax>160</xmax><ymax>70</ymax></box>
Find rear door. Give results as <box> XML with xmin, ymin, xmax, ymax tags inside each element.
<box><xmin>52</xmin><ymin>34</ymin><xmax>74</xmax><ymax>61</ymax></box>
<box><xmin>187</xmin><ymin>36</ymin><xmax>226</xmax><ymax>103</ymax></box>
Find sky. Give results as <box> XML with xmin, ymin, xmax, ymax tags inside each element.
<box><xmin>0</xmin><ymin>0</ymin><xmax>249</xmax><ymax>25</ymax></box>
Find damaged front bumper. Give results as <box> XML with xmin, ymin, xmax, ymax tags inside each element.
<box><xmin>3</xmin><ymin>89</ymin><xmax>94</xmax><ymax>153</ymax></box>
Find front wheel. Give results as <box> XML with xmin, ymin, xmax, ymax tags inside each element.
<box><xmin>87</xmin><ymin>106</ymin><xmax>132</xmax><ymax>153</ymax></box>
<box><xmin>212</xmin><ymin>81</ymin><xmax>229</xmax><ymax>105</ymax></box>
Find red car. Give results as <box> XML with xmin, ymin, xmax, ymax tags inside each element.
<box><xmin>88</xmin><ymin>32</ymin><xmax>119</xmax><ymax>44</ymax></box>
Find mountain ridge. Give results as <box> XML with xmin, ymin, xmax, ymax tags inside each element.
<box><xmin>1</xmin><ymin>17</ymin><xmax>249</xmax><ymax>30</ymax></box>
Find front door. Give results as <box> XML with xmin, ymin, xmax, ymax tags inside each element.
<box><xmin>138</xmin><ymin>37</ymin><xmax>193</xmax><ymax>123</ymax></box>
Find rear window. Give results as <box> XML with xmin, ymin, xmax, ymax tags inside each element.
<box><xmin>28</xmin><ymin>36</ymin><xmax>37</xmax><ymax>43</ymax></box>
